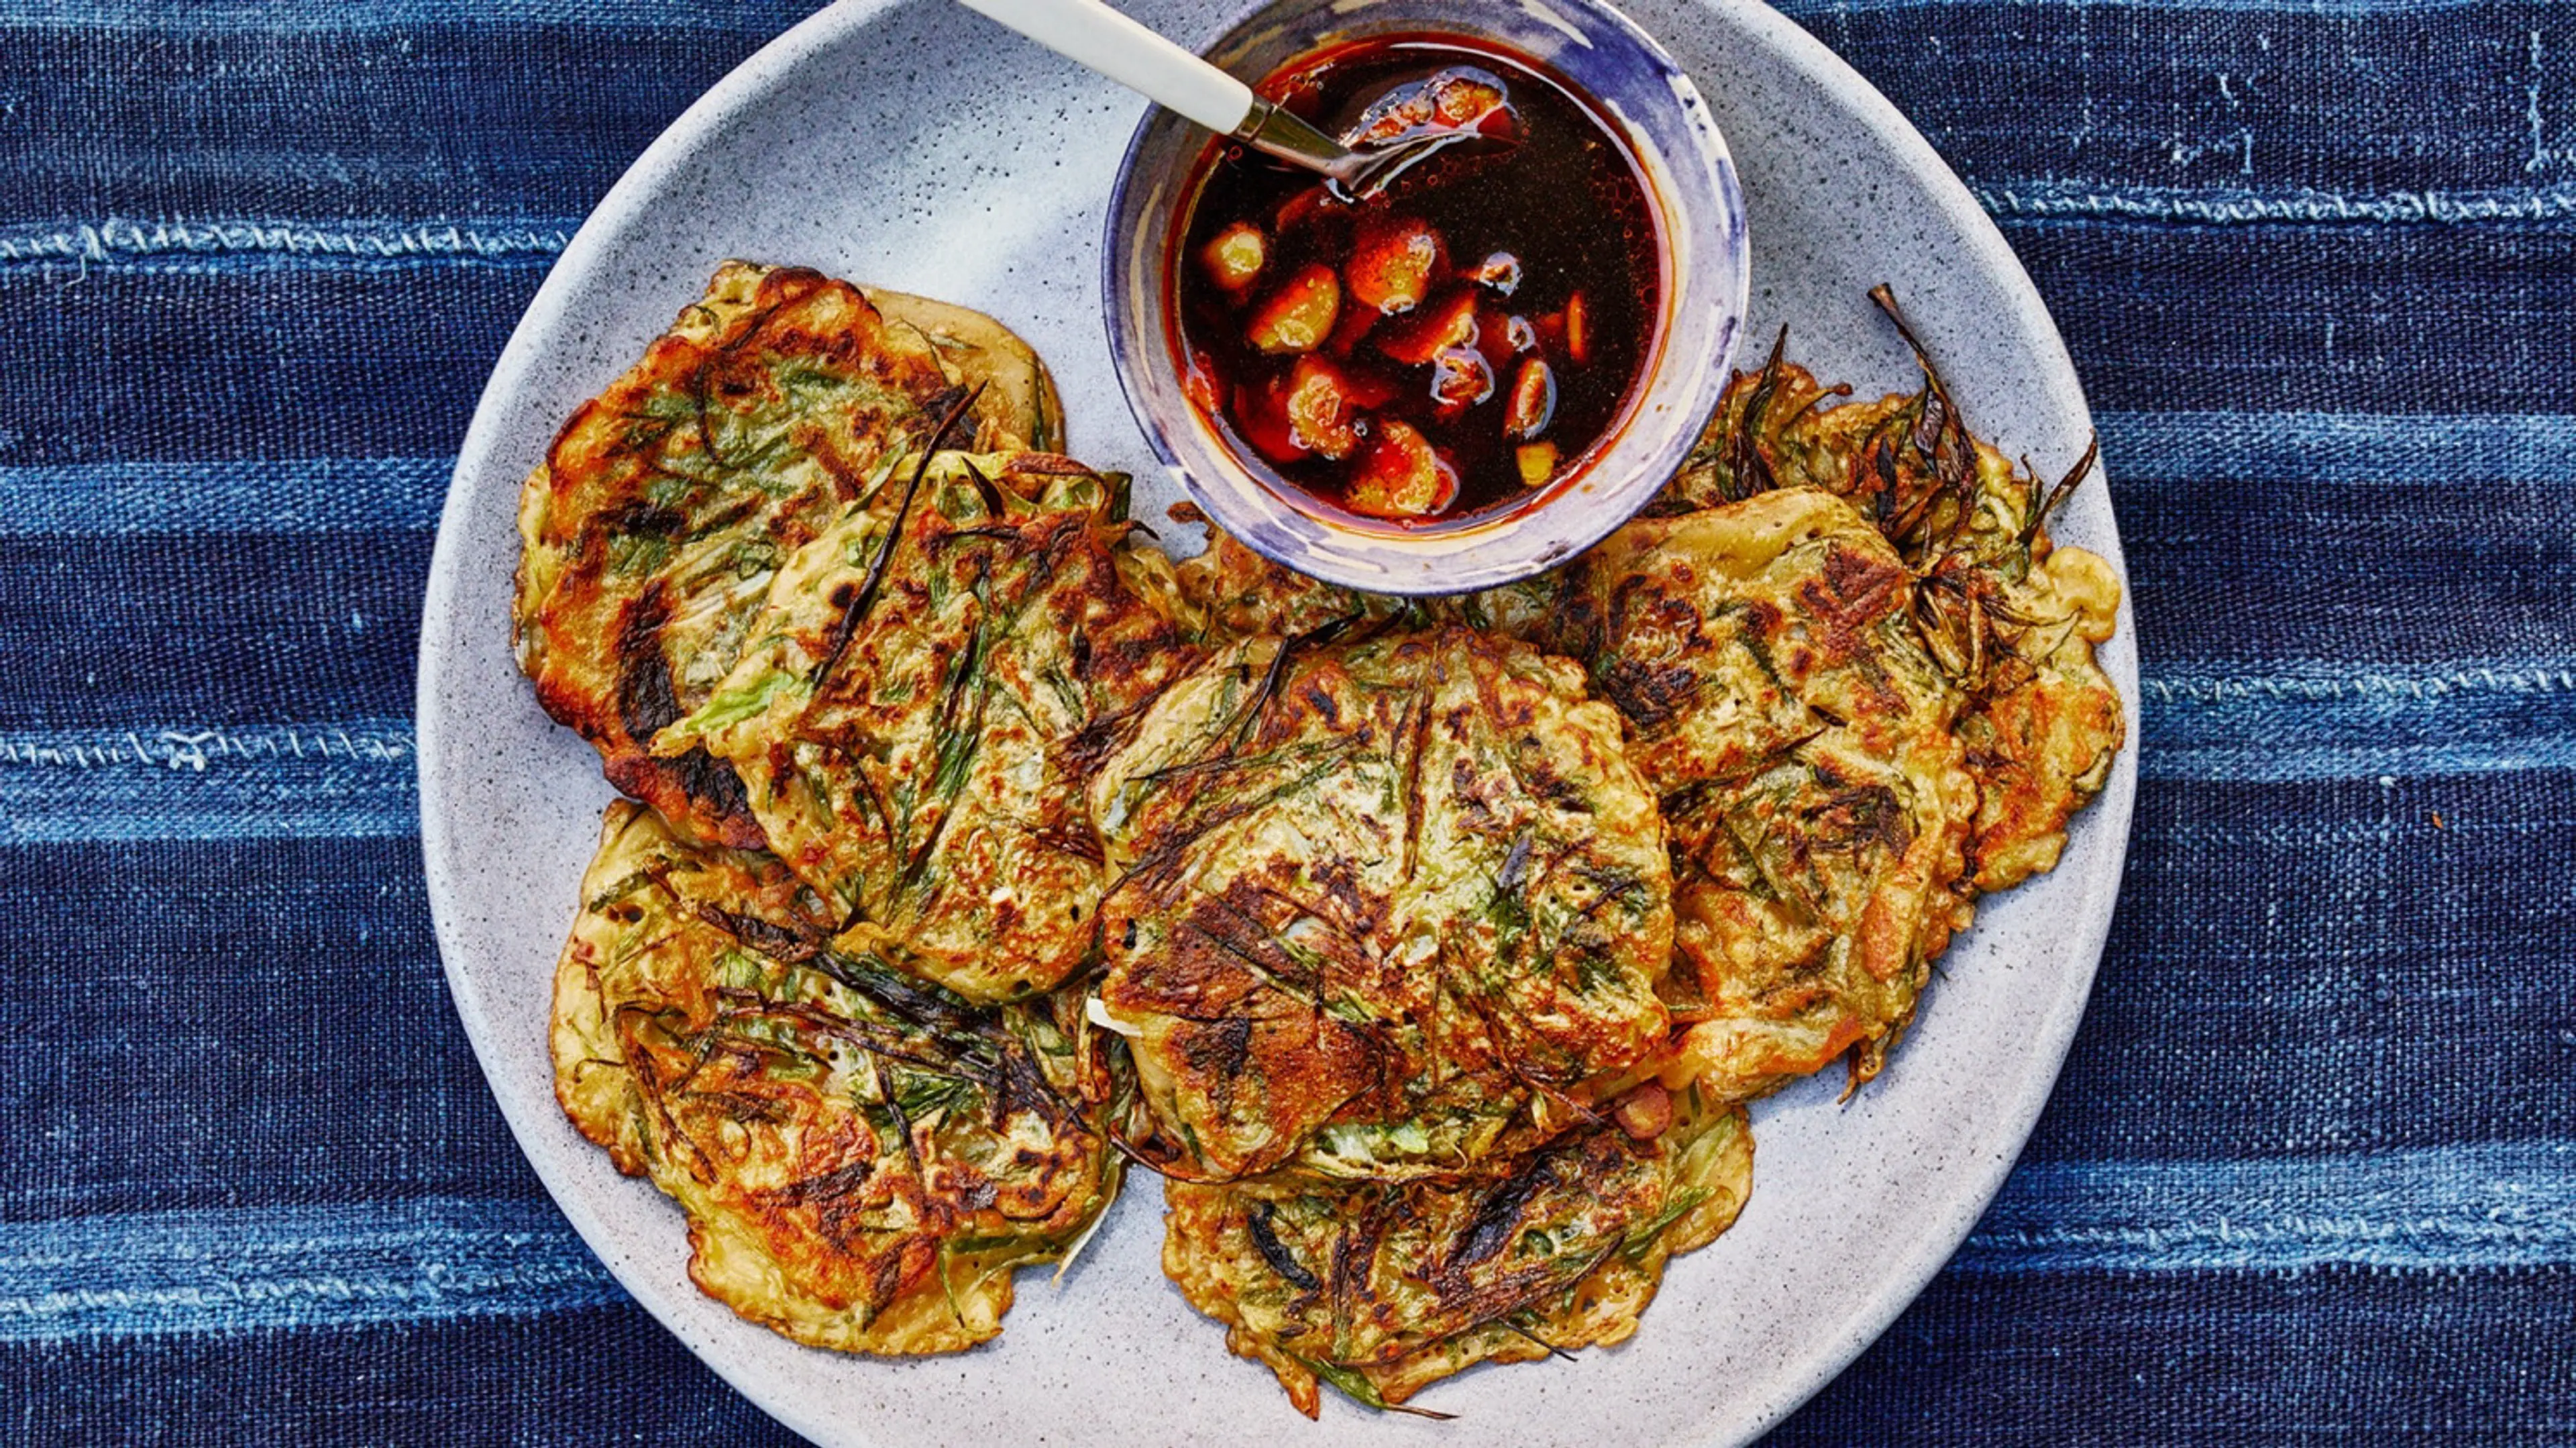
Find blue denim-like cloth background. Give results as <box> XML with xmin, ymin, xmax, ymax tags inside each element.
<box><xmin>1</xmin><ymin>0</ymin><xmax>2571</xmax><ymax>1441</ymax></box>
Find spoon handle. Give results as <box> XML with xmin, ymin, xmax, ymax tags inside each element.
<box><xmin>952</xmin><ymin>0</ymin><xmax>1254</xmax><ymax>136</ymax></box>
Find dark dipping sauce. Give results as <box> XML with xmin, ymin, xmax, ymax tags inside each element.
<box><xmin>1171</xmin><ymin>36</ymin><xmax>1662</xmax><ymax>525</ymax></box>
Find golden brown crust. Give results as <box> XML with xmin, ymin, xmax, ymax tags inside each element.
<box><xmin>513</xmin><ymin>262</ymin><xmax>1060</xmax><ymax>846</ymax></box>
<box><xmin>867</xmin><ymin>287</ymin><xmax>1068</xmax><ymax>454</ymax></box>
<box><xmin>1666</xmin><ymin>346</ymin><xmax>2127</xmax><ymax>902</ymax></box>
<box><xmin>653</xmin><ymin>453</ymin><xmax>1197</xmax><ymax>1003</ymax></box>
<box><xmin>1958</xmin><ymin>539</ymin><xmax>2125</xmax><ymax>889</ymax></box>
<box><xmin>1161</xmin><ymin>1090</ymin><xmax>1752</xmax><ymax>1415</ymax></box>
<box><xmin>547</xmin><ymin>801</ymin><xmax>1124</xmax><ymax>1355</ymax></box>
<box><xmin>1091</xmin><ymin>626</ymin><xmax>1674</xmax><ymax>1184</ymax></box>
<box><xmin>1493</xmin><ymin>491</ymin><xmax>1978</xmax><ymax>1100</ymax></box>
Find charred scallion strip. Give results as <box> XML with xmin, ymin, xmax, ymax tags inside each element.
<box><xmin>1619</xmin><ymin>1186</ymin><xmax>1714</xmax><ymax>1261</ymax></box>
<box><xmin>1295</xmin><ymin>1355</ymin><xmax>1458</xmax><ymax>1422</ymax></box>
<box><xmin>2020</xmin><ymin>434</ymin><xmax>2100</xmax><ymax>551</ymax></box>
<box><xmin>1721</xmin><ymin>325</ymin><xmax>1791</xmax><ymax>502</ymax></box>
<box><xmin>1499</xmin><ymin>1312</ymin><xmax>1578</xmax><ymax>1362</ymax></box>
<box><xmin>815</xmin><ymin>384</ymin><xmax>983</xmax><ymax>686</ymax></box>
<box><xmin>1248</xmin><ymin>1202</ymin><xmax>1322</xmax><ymax>1291</ymax></box>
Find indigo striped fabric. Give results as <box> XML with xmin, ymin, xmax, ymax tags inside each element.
<box><xmin>3</xmin><ymin>0</ymin><xmax>2571</xmax><ymax>1442</ymax></box>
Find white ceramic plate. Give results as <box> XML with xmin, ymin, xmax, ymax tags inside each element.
<box><xmin>419</xmin><ymin>2</ymin><xmax>2139</xmax><ymax>1443</ymax></box>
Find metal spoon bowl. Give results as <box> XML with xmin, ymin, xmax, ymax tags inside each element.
<box><xmin>953</xmin><ymin>0</ymin><xmax>1501</xmax><ymax>199</ymax></box>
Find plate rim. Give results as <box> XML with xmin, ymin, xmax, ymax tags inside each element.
<box><xmin>418</xmin><ymin>1</ymin><xmax>2139</xmax><ymax>1442</ymax></box>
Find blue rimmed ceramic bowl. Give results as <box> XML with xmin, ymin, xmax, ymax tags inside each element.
<box><xmin>1102</xmin><ymin>0</ymin><xmax>1750</xmax><ymax>594</ymax></box>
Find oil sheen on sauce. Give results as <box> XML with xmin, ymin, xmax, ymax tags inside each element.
<box><xmin>1172</xmin><ymin>36</ymin><xmax>1663</xmax><ymax>527</ymax></box>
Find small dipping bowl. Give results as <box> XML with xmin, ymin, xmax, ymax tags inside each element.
<box><xmin>1104</xmin><ymin>0</ymin><xmax>1748</xmax><ymax>594</ymax></box>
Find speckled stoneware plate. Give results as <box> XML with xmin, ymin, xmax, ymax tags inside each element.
<box><xmin>418</xmin><ymin>1</ymin><xmax>2139</xmax><ymax>1443</ymax></box>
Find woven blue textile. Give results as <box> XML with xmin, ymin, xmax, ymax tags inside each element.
<box><xmin>2</xmin><ymin>0</ymin><xmax>2571</xmax><ymax>1441</ymax></box>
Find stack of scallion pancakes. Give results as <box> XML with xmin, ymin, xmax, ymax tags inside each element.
<box><xmin>519</xmin><ymin>263</ymin><xmax>2123</xmax><ymax>1416</ymax></box>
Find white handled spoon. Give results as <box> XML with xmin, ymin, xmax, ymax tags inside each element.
<box><xmin>951</xmin><ymin>0</ymin><xmax>1503</xmax><ymax>199</ymax></box>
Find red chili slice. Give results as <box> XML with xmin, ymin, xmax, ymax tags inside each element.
<box><xmin>1377</xmin><ymin>288</ymin><xmax>1479</xmax><ymax>366</ymax></box>
<box><xmin>1430</xmin><ymin>73</ymin><xmax>1511</xmax><ymax>132</ymax></box>
<box><xmin>1346</xmin><ymin>217</ymin><xmax>1444</xmax><ymax>315</ymax></box>
<box><xmin>1344</xmin><ymin>419</ymin><xmax>1458</xmax><ymax>519</ymax></box>
<box><xmin>1430</xmin><ymin>348</ymin><xmax>1495</xmax><ymax>415</ymax></box>
<box><xmin>1466</xmin><ymin>250</ymin><xmax>1522</xmax><ymax>296</ymax></box>
<box><xmin>1283</xmin><ymin>356</ymin><xmax>1364</xmax><ymax>460</ymax></box>
<box><xmin>1503</xmin><ymin>358</ymin><xmax>1556</xmax><ymax>439</ymax></box>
